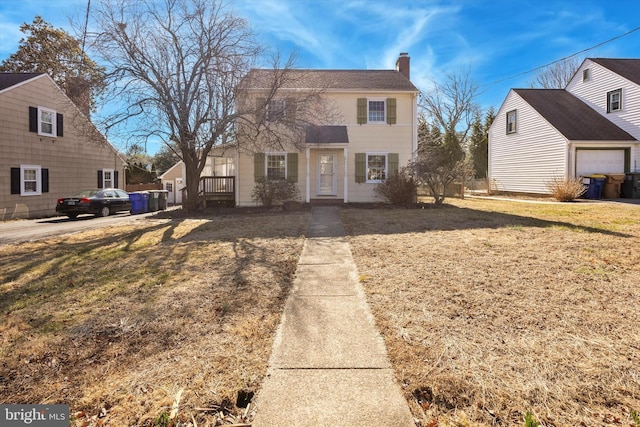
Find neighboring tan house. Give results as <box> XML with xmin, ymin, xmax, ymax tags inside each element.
<box><xmin>489</xmin><ymin>58</ymin><xmax>640</xmax><ymax>195</ymax></box>
<box><xmin>159</xmin><ymin>160</ymin><xmax>184</xmax><ymax>205</ymax></box>
<box><xmin>195</xmin><ymin>53</ymin><xmax>419</xmax><ymax>206</ymax></box>
<box><xmin>1</xmin><ymin>73</ymin><xmax>126</xmax><ymax>219</ymax></box>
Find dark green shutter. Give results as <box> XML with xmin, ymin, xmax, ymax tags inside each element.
<box><xmin>388</xmin><ymin>153</ymin><xmax>399</xmax><ymax>175</ymax></box>
<box><xmin>97</xmin><ymin>170</ymin><xmax>103</xmax><ymax>188</ymax></box>
<box><xmin>254</xmin><ymin>153</ymin><xmax>265</xmax><ymax>181</ymax></box>
<box><xmin>286</xmin><ymin>98</ymin><xmax>296</xmax><ymax>122</ymax></box>
<box><xmin>355</xmin><ymin>153</ymin><xmax>366</xmax><ymax>183</ymax></box>
<box><xmin>287</xmin><ymin>153</ymin><xmax>298</xmax><ymax>183</ymax></box>
<box><xmin>386</xmin><ymin>98</ymin><xmax>396</xmax><ymax>125</ymax></box>
<box><xmin>114</xmin><ymin>170</ymin><xmax>119</xmax><ymax>189</ymax></box>
<box><xmin>11</xmin><ymin>168</ymin><xmax>20</xmax><ymax>194</ymax></box>
<box><xmin>357</xmin><ymin>98</ymin><xmax>367</xmax><ymax>125</ymax></box>
<box><xmin>42</xmin><ymin>168</ymin><xmax>49</xmax><ymax>193</ymax></box>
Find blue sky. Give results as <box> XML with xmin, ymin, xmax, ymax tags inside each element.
<box><xmin>1</xmin><ymin>0</ymin><xmax>639</xmax><ymax>154</ymax></box>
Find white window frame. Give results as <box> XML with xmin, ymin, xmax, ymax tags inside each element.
<box><xmin>37</xmin><ymin>106</ymin><xmax>57</xmax><ymax>137</ymax></box>
<box><xmin>366</xmin><ymin>152</ymin><xmax>388</xmax><ymax>183</ymax></box>
<box><xmin>368</xmin><ymin>98</ymin><xmax>386</xmax><ymax>124</ymax></box>
<box><xmin>20</xmin><ymin>164</ymin><xmax>42</xmax><ymax>196</ymax></box>
<box><xmin>607</xmin><ymin>89</ymin><xmax>622</xmax><ymax>113</ymax></box>
<box><xmin>267</xmin><ymin>98</ymin><xmax>286</xmax><ymax>122</ymax></box>
<box><xmin>265</xmin><ymin>152</ymin><xmax>287</xmax><ymax>180</ymax></box>
<box><xmin>506</xmin><ymin>109</ymin><xmax>517</xmax><ymax>134</ymax></box>
<box><xmin>102</xmin><ymin>168</ymin><xmax>114</xmax><ymax>188</ymax></box>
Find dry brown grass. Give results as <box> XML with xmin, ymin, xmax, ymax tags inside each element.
<box><xmin>0</xmin><ymin>211</ymin><xmax>310</xmax><ymax>426</ymax></box>
<box><xmin>341</xmin><ymin>199</ymin><xmax>640</xmax><ymax>427</ymax></box>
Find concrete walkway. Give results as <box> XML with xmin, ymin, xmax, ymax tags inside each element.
<box><xmin>252</xmin><ymin>206</ymin><xmax>414</xmax><ymax>427</ymax></box>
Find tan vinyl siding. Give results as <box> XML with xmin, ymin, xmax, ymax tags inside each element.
<box><xmin>235</xmin><ymin>89</ymin><xmax>416</xmax><ymax>204</ymax></box>
<box><xmin>0</xmin><ymin>76</ymin><xmax>125</xmax><ymax>219</ymax></box>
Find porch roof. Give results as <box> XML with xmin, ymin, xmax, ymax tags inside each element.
<box><xmin>305</xmin><ymin>125</ymin><xmax>349</xmax><ymax>144</ymax></box>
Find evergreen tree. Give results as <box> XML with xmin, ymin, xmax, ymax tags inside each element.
<box><xmin>0</xmin><ymin>16</ymin><xmax>106</xmax><ymax>113</ymax></box>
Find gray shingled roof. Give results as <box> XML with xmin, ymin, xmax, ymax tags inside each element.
<box><xmin>305</xmin><ymin>125</ymin><xmax>349</xmax><ymax>144</ymax></box>
<box><xmin>244</xmin><ymin>69</ymin><xmax>418</xmax><ymax>92</ymax></box>
<box><xmin>514</xmin><ymin>89</ymin><xmax>636</xmax><ymax>141</ymax></box>
<box><xmin>590</xmin><ymin>58</ymin><xmax>640</xmax><ymax>86</ymax></box>
<box><xmin>0</xmin><ymin>73</ymin><xmax>44</xmax><ymax>91</ymax></box>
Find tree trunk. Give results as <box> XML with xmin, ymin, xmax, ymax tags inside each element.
<box><xmin>183</xmin><ymin>157</ymin><xmax>202</xmax><ymax>213</ymax></box>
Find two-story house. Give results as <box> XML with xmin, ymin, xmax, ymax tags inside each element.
<box><xmin>488</xmin><ymin>58</ymin><xmax>640</xmax><ymax>195</ymax></box>
<box><xmin>195</xmin><ymin>53</ymin><xmax>419</xmax><ymax>206</ymax></box>
<box><xmin>1</xmin><ymin>73</ymin><xmax>126</xmax><ymax>219</ymax></box>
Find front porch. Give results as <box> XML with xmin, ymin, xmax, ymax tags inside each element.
<box><xmin>196</xmin><ymin>176</ymin><xmax>235</xmax><ymax>208</ymax></box>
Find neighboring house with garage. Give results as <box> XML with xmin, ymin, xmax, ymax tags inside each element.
<box><xmin>489</xmin><ymin>58</ymin><xmax>640</xmax><ymax>195</ymax></box>
<box><xmin>192</xmin><ymin>53</ymin><xmax>419</xmax><ymax>207</ymax></box>
<box><xmin>0</xmin><ymin>73</ymin><xmax>126</xmax><ymax>219</ymax></box>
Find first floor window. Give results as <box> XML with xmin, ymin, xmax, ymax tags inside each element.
<box><xmin>21</xmin><ymin>165</ymin><xmax>42</xmax><ymax>195</ymax></box>
<box><xmin>607</xmin><ymin>89</ymin><xmax>622</xmax><ymax>112</ymax></box>
<box><xmin>506</xmin><ymin>109</ymin><xmax>517</xmax><ymax>134</ymax></box>
<box><xmin>266</xmin><ymin>154</ymin><xmax>286</xmax><ymax>180</ymax></box>
<box><xmin>367</xmin><ymin>153</ymin><xmax>387</xmax><ymax>183</ymax></box>
<box><xmin>103</xmin><ymin>169</ymin><xmax>114</xmax><ymax>188</ymax></box>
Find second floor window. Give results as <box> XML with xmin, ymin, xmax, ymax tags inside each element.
<box><xmin>267</xmin><ymin>99</ymin><xmax>286</xmax><ymax>122</ymax></box>
<box><xmin>506</xmin><ymin>109</ymin><xmax>517</xmax><ymax>134</ymax></box>
<box><xmin>39</xmin><ymin>107</ymin><xmax>56</xmax><ymax>136</ymax></box>
<box><xmin>607</xmin><ymin>89</ymin><xmax>622</xmax><ymax>113</ymax></box>
<box><xmin>368</xmin><ymin>100</ymin><xmax>385</xmax><ymax>123</ymax></box>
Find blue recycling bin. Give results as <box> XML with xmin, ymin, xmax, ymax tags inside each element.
<box><xmin>583</xmin><ymin>175</ymin><xmax>606</xmax><ymax>199</ymax></box>
<box><xmin>129</xmin><ymin>191</ymin><xmax>149</xmax><ymax>214</ymax></box>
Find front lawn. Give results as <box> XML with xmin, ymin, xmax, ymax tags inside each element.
<box><xmin>342</xmin><ymin>198</ymin><xmax>640</xmax><ymax>426</ymax></box>
<box><xmin>0</xmin><ymin>212</ymin><xmax>309</xmax><ymax>426</ymax></box>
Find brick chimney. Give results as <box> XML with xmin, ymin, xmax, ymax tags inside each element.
<box><xmin>396</xmin><ymin>52</ymin><xmax>410</xmax><ymax>80</ymax></box>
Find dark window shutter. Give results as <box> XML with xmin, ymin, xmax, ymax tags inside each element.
<box><xmin>386</xmin><ymin>98</ymin><xmax>397</xmax><ymax>125</ymax></box>
<box><xmin>97</xmin><ymin>170</ymin><xmax>103</xmax><ymax>188</ymax></box>
<box><xmin>29</xmin><ymin>107</ymin><xmax>38</xmax><ymax>133</ymax></box>
<box><xmin>388</xmin><ymin>153</ymin><xmax>399</xmax><ymax>175</ymax></box>
<box><xmin>114</xmin><ymin>170</ymin><xmax>119</xmax><ymax>188</ymax></box>
<box><xmin>355</xmin><ymin>153</ymin><xmax>366</xmax><ymax>183</ymax></box>
<box><xmin>254</xmin><ymin>153</ymin><xmax>265</xmax><ymax>181</ymax></box>
<box><xmin>286</xmin><ymin>98</ymin><xmax>296</xmax><ymax>123</ymax></box>
<box><xmin>42</xmin><ymin>168</ymin><xmax>49</xmax><ymax>193</ymax></box>
<box><xmin>56</xmin><ymin>113</ymin><xmax>63</xmax><ymax>137</ymax></box>
<box><xmin>357</xmin><ymin>98</ymin><xmax>367</xmax><ymax>125</ymax></box>
<box><xmin>256</xmin><ymin>98</ymin><xmax>266</xmax><ymax>122</ymax></box>
<box><xmin>11</xmin><ymin>168</ymin><xmax>21</xmax><ymax>194</ymax></box>
<box><xmin>287</xmin><ymin>153</ymin><xmax>298</xmax><ymax>183</ymax></box>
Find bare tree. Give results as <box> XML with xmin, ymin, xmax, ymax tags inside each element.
<box><xmin>529</xmin><ymin>56</ymin><xmax>582</xmax><ymax>89</ymax></box>
<box><xmin>415</xmin><ymin>69</ymin><xmax>479</xmax><ymax>204</ymax></box>
<box><xmin>88</xmin><ymin>0</ymin><xmax>326</xmax><ymax>212</ymax></box>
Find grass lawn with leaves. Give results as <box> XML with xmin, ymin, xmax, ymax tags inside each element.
<box><xmin>0</xmin><ymin>212</ymin><xmax>310</xmax><ymax>426</ymax></box>
<box><xmin>342</xmin><ymin>198</ymin><xmax>640</xmax><ymax>426</ymax></box>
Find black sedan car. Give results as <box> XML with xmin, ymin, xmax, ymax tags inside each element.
<box><xmin>56</xmin><ymin>189</ymin><xmax>132</xmax><ymax>219</ymax></box>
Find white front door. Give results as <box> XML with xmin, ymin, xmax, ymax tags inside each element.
<box><xmin>175</xmin><ymin>178</ymin><xmax>183</xmax><ymax>204</ymax></box>
<box><xmin>318</xmin><ymin>154</ymin><xmax>336</xmax><ymax>195</ymax></box>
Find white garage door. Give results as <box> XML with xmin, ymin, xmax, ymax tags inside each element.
<box><xmin>576</xmin><ymin>149</ymin><xmax>625</xmax><ymax>176</ymax></box>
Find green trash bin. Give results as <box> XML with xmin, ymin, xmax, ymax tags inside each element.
<box><xmin>622</xmin><ymin>173</ymin><xmax>640</xmax><ymax>198</ymax></box>
<box><xmin>147</xmin><ymin>190</ymin><xmax>159</xmax><ymax>212</ymax></box>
